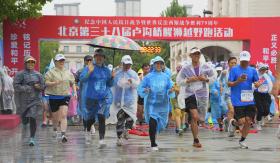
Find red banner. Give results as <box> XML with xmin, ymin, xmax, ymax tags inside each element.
<box><xmin>3</xmin><ymin>16</ymin><xmax>280</xmax><ymax>75</ymax></box>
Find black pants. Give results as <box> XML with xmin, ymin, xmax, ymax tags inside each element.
<box><xmin>85</xmin><ymin>114</ymin><xmax>106</xmax><ymax>140</ymax></box>
<box><xmin>116</xmin><ymin>109</ymin><xmax>134</xmax><ymax>138</ymax></box>
<box><xmin>149</xmin><ymin>118</ymin><xmax>157</xmax><ymax>147</ymax></box>
<box><xmin>254</xmin><ymin>91</ymin><xmax>272</xmax><ymax>121</ymax></box>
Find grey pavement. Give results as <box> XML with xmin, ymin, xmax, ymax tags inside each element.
<box><xmin>0</xmin><ymin>123</ymin><xmax>280</xmax><ymax>163</ymax></box>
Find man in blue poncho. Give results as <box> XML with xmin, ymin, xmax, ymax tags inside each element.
<box><xmin>80</xmin><ymin>48</ymin><xmax>113</xmax><ymax>146</ymax></box>
<box><xmin>138</xmin><ymin>56</ymin><xmax>175</xmax><ymax>151</ymax></box>
<box><xmin>113</xmin><ymin>55</ymin><xmax>140</xmax><ymax>146</ymax></box>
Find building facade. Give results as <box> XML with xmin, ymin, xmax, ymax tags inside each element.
<box><xmin>170</xmin><ymin>0</ymin><xmax>280</xmax><ymax>72</ymax></box>
<box><xmin>115</xmin><ymin>0</ymin><xmax>141</xmax><ymax>16</ymax></box>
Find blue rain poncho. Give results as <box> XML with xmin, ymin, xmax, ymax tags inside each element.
<box><xmin>137</xmin><ymin>70</ymin><xmax>175</xmax><ymax>132</ymax></box>
<box><xmin>209</xmin><ymin>80</ymin><xmax>226</xmax><ymax>120</ymax></box>
<box><xmin>79</xmin><ymin>63</ymin><xmax>113</xmax><ymax>120</ymax></box>
<box><xmin>111</xmin><ymin>68</ymin><xmax>140</xmax><ymax>123</ymax></box>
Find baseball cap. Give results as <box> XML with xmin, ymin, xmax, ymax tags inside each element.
<box><xmin>239</xmin><ymin>51</ymin><xmax>251</xmax><ymax>61</ymax></box>
<box><xmin>24</xmin><ymin>56</ymin><xmax>36</xmax><ymax>63</ymax></box>
<box><xmin>190</xmin><ymin>47</ymin><xmax>201</xmax><ymax>54</ymax></box>
<box><xmin>121</xmin><ymin>55</ymin><xmax>133</xmax><ymax>65</ymax></box>
<box><xmin>54</xmin><ymin>54</ymin><xmax>66</xmax><ymax>61</ymax></box>
<box><xmin>94</xmin><ymin>48</ymin><xmax>105</xmax><ymax>57</ymax></box>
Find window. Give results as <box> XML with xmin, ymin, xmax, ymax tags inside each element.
<box><xmin>64</xmin><ymin>46</ymin><xmax>69</xmax><ymax>53</ymax></box>
<box><xmin>89</xmin><ymin>46</ymin><xmax>94</xmax><ymax>53</ymax></box>
<box><xmin>76</xmin><ymin>46</ymin><xmax>82</xmax><ymax>53</ymax></box>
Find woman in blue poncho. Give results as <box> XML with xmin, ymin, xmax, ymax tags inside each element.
<box><xmin>80</xmin><ymin>48</ymin><xmax>113</xmax><ymax>146</ymax></box>
<box><xmin>138</xmin><ymin>56</ymin><xmax>175</xmax><ymax>151</ymax></box>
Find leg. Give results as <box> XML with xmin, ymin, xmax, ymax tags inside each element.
<box><xmin>29</xmin><ymin>117</ymin><xmax>37</xmax><ymax>138</ymax></box>
<box><xmin>98</xmin><ymin>114</ymin><xmax>106</xmax><ymax>140</ymax></box>
<box><xmin>149</xmin><ymin>117</ymin><xmax>157</xmax><ymax>147</ymax></box>
<box><xmin>86</xmin><ymin>118</ymin><xmax>95</xmax><ymax>132</ymax></box>
<box><xmin>59</xmin><ymin>105</ymin><xmax>68</xmax><ymax>134</ymax></box>
<box><xmin>174</xmin><ymin>108</ymin><xmax>182</xmax><ymax>131</ymax></box>
<box><xmin>116</xmin><ymin>110</ymin><xmax>126</xmax><ymax>138</ymax></box>
<box><xmin>189</xmin><ymin>109</ymin><xmax>199</xmax><ymax>140</ymax></box>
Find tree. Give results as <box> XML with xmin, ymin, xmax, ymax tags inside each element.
<box><xmin>0</xmin><ymin>0</ymin><xmax>52</xmax><ymax>38</ymax></box>
<box><xmin>40</xmin><ymin>41</ymin><xmax>59</xmax><ymax>74</ymax></box>
<box><xmin>157</xmin><ymin>0</ymin><xmax>188</xmax><ymax>68</ymax></box>
<box><xmin>161</xmin><ymin>0</ymin><xmax>187</xmax><ymax>17</ymax></box>
<box><xmin>0</xmin><ymin>0</ymin><xmax>52</xmax><ymax>22</ymax></box>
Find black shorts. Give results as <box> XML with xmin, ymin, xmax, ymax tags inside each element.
<box><xmin>49</xmin><ymin>96</ymin><xmax>70</xmax><ymax>112</ymax></box>
<box><xmin>185</xmin><ymin>95</ymin><xmax>197</xmax><ymax>112</ymax></box>
<box><xmin>234</xmin><ymin>105</ymin><xmax>256</xmax><ymax>120</ymax></box>
<box><xmin>137</xmin><ymin>96</ymin><xmax>144</xmax><ymax>105</ymax></box>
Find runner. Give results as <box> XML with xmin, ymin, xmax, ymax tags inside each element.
<box><xmin>113</xmin><ymin>55</ymin><xmax>140</xmax><ymax>146</ymax></box>
<box><xmin>228</xmin><ymin>51</ymin><xmax>261</xmax><ymax>149</ymax></box>
<box><xmin>176</xmin><ymin>47</ymin><xmax>216</xmax><ymax>148</ymax></box>
<box><xmin>254</xmin><ymin>63</ymin><xmax>273</xmax><ymax>131</ymax></box>
<box><xmin>137</xmin><ymin>63</ymin><xmax>150</xmax><ymax>125</ymax></box>
<box><xmin>220</xmin><ymin>57</ymin><xmax>238</xmax><ymax>137</ymax></box>
<box><xmin>14</xmin><ymin>56</ymin><xmax>44</xmax><ymax>146</ymax></box>
<box><xmin>138</xmin><ymin>56</ymin><xmax>175</xmax><ymax>151</ymax></box>
<box><xmin>80</xmin><ymin>48</ymin><xmax>113</xmax><ymax>146</ymax></box>
<box><xmin>45</xmin><ymin>54</ymin><xmax>77</xmax><ymax>143</ymax></box>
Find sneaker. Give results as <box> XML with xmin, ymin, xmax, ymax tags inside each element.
<box><xmin>29</xmin><ymin>138</ymin><xmax>35</xmax><ymax>146</ymax></box>
<box><xmin>256</xmin><ymin>121</ymin><xmax>262</xmax><ymax>131</ymax></box>
<box><xmin>239</xmin><ymin>140</ymin><xmax>248</xmax><ymax>149</ymax></box>
<box><xmin>223</xmin><ymin>118</ymin><xmax>229</xmax><ymax>132</ymax></box>
<box><xmin>85</xmin><ymin>132</ymin><xmax>91</xmax><ymax>144</ymax></box>
<box><xmin>91</xmin><ymin>125</ymin><xmax>96</xmax><ymax>135</ymax></box>
<box><xmin>61</xmin><ymin>135</ymin><xmax>68</xmax><ymax>143</ymax></box>
<box><xmin>266</xmin><ymin>115</ymin><xmax>272</xmax><ymax>122</ymax></box>
<box><xmin>98</xmin><ymin>140</ymin><xmax>106</xmax><ymax>148</ymax></box>
<box><xmin>228</xmin><ymin>119</ymin><xmax>236</xmax><ymax>137</ymax></box>
<box><xmin>123</xmin><ymin>130</ymin><xmax>129</xmax><ymax>140</ymax></box>
<box><xmin>41</xmin><ymin>123</ymin><xmax>47</xmax><ymax>128</ymax></box>
<box><xmin>151</xmin><ymin>146</ymin><xmax>159</xmax><ymax>151</ymax></box>
<box><xmin>116</xmin><ymin>138</ymin><xmax>123</xmax><ymax>146</ymax></box>
<box><xmin>175</xmin><ymin>128</ymin><xmax>179</xmax><ymax>134</ymax></box>
<box><xmin>178</xmin><ymin>129</ymin><xmax>184</xmax><ymax>136</ymax></box>
<box><xmin>193</xmin><ymin>142</ymin><xmax>202</xmax><ymax>148</ymax></box>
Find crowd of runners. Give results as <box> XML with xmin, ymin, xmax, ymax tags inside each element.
<box><xmin>2</xmin><ymin>47</ymin><xmax>279</xmax><ymax>151</ymax></box>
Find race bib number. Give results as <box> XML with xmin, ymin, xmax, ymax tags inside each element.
<box><xmin>192</xmin><ymin>81</ymin><xmax>203</xmax><ymax>91</ymax></box>
<box><xmin>258</xmin><ymin>84</ymin><xmax>269</xmax><ymax>93</ymax></box>
<box><xmin>241</xmin><ymin>90</ymin><xmax>254</xmax><ymax>102</ymax></box>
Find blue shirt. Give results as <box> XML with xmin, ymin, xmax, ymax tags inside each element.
<box><xmin>229</xmin><ymin>65</ymin><xmax>259</xmax><ymax>107</ymax></box>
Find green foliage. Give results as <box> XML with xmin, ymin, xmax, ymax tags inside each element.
<box><xmin>0</xmin><ymin>0</ymin><xmax>52</xmax><ymax>22</ymax></box>
<box><xmin>39</xmin><ymin>41</ymin><xmax>59</xmax><ymax>74</ymax></box>
<box><xmin>160</xmin><ymin>0</ymin><xmax>187</xmax><ymax>17</ymax></box>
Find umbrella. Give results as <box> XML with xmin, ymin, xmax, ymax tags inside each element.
<box><xmin>86</xmin><ymin>35</ymin><xmax>141</xmax><ymax>66</ymax></box>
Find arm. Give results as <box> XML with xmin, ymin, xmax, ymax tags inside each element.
<box><xmin>13</xmin><ymin>72</ymin><xmax>32</xmax><ymax>93</ymax></box>
<box><xmin>176</xmin><ymin>67</ymin><xmax>188</xmax><ymax>86</ymax></box>
<box><xmin>227</xmin><ymin>68</ymin><xmax>245</xmax><ymax>87</ymax></box>
<box><xmin>129</xmin><ymin>72</ymin><xmax>140</xmax><ymax>88</ymax></box>
<box><xmin>45</xmin><ymin>70</ymin><xmax>61</xmax><ymax>87</ymax></box>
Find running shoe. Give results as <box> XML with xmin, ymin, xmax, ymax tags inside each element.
<box><xmin>98</xmin><ymin>139</ymin><xmax>106</xmax><ymax>148</ymax></box>
<box><xmin>228</xmin><ymin>119</ymin><xmax>236</xmax><ymax>137</ymax></box>
<box><xmin>123</xmin><ymin>130</ymin><xmax>129</xmax><ymax>140</ymax></box>
<box><xmin>193</xmin><ymin>142</ymin><xmax>202</xmax><ymax>148</ymax></box>
<box><xmin>239</xmin><ymin>140</ymin><xmax>248</xmax><ymax>149</ymax></box>
<box><xmin>178</xmin><ymin>129</ymin><xmax>184</xmax><ymax>136</ymax></box>
<box><xmin>29</xmin><ymin>138</ymin><xmax>35</xmax><ymax>146</ymax></box>
<box><xmin>116</xmin><ymin>138</ymin><xmax>123</xmax><ymax>146</ymax></box>
<box><xmin>61</xmin><ymin>135</ymin><xmax>68</xmax><ymax>143</ymax></box>
<box><xmin>151</xmin><ymin>146</ymin><xmax>159</xmax><ymax>151</ymax></box>
<box><xmin>256</xmin><ymin>121</ymin><xmax>262</xmax><ymax>131</ymax></box>
<box><xmin>91</xmin><ymin>125</ymin><xmax>96</xmax><ymax>135</ymax></box>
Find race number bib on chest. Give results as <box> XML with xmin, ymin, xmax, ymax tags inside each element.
<box><xmin>241</xmin><ymin>90</ymin><xmax>254</xmax><ymax>102</ymax></box>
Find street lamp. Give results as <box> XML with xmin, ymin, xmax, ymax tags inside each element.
<box><xmin>203</xmin><ymin>9</ymin><xmax>213</xmax><ymax>17</ymax></box>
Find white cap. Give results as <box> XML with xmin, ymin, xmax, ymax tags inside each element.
<box><xmin>54</xmin><ymin>54</ymin><xmax>66</xmax><ymax>61</ymax></box>
<box><xmin>190</xmin><ymin>47</ymin><xmax>201</xmax><ymax>54</ymax></box>
<box><xmin>239</xmin><ymin>51</ymin><xmax>251</xmax><ymax>61</ymax></box>
<box><xmin>257</xmin><ymin>62</ymin><xmax>268</xmax><ymax>70</ymax></box>
<box><xmin>215</xmin><ymin>66</ymin><xmax>223</xmax><ymax>71</ymax></box>
<box><xmin>121</xmin><ymin>55</ymin><xmax>133</xmax><ymax>65</ymax></box>
<box><xmin>108</xmin><ymin>64</ymin><xmax>113</xmax><ymax>71</ymax></box>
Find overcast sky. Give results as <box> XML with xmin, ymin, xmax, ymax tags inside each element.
<box><xmin>42</xmin><ymin>0</ymin><xmax>208</xmax><ymax>17</ymax></box>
